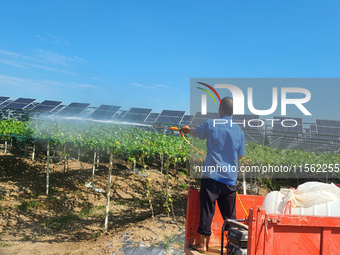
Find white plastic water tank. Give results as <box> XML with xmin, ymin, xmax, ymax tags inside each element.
<box><xmin>262</xmin><ymin>182</ymin><xmax>340</xmax><ymax>217</ymax></box>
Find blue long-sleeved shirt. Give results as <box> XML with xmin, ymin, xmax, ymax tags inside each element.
<box><xmin>194</xmin><ymin>116</ymin><xmax>245</xmax><ymax>185</ymax></box>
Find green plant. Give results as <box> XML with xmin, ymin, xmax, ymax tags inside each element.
<box><xmin>79</xmin><ymin>202</ymin><xmax>94</xmax><ymax>218</ymax></box>
<box><xmin>179</xmin><ymin>183</ymin><xmax>189</xmax><ymax>190</ymax></box>
<box><xmin>0</xmin><ymin>204</ymin><xmax>5</xmax><ymax>213</ymax></box>
<box><xmin>44</xmin><ymin>214</ymin><xmax>80</xmax><ymax>230</ymax></box>
<box><xmin>0</xmin><ymin>241</ymin><xmax>11</xmax><ymax>247</ymax></box>
<box><xmin>0</xmin><ymin>227</ymin><xmax>8</xmax><ymax>237</ymax></box>
<box><xmin>23</xmin><ymin>234</ymin><xmax>31</xmax><ymax>241</ymax></box>
<box><xmin>30</xmin><ymin>201</ymin><xmax>39</xmax><ymax>208</ymax></box>
<box><xmin>49</xmin><ymin>188</ymin><xmax>60</xmax><ymax>196</ymax></box>
<box><xmin>1</xmin><ymin>119</ymin><xmax>340</xmax><ymax>180</ymax></box>
<box><xmin>17</xmin><ymin>200</ymin><xmax>30</xmax><ymax>212</ymax></box>
<box><xmin>91</xmin><ymin>229</ymin><xmax>104</xmax><ymax>239</ymax></box>
<box><xmin>145</xmin><ymin>172</ymin><xmax>156</xmax><ymax>231</ymax></box>
<box><xmin>164</xmin><ymin>235</ymin><xmax>176</xmax><ymax>251</ymax></box>
<box><xmin>178</xmin><ymin>169</ymin><xmax>188</xmax><ymax>175</ymax></box>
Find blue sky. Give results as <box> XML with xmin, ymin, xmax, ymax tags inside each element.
<box><xmin>0</xmin><ymin>0</ymin><xmax>339</xmax><ymax>119</ymax></box>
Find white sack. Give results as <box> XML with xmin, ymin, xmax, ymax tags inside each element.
<box><xmin>280</xmin><ymin>182</ymin><xmax>340</xmax><ymax>208</ymax></box>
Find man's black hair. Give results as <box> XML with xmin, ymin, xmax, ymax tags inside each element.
<box><xmin>221</xmin><ymin>97</ymin><xmax>233</xmax><ymax>116</ymax></box>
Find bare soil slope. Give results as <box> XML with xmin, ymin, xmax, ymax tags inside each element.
<box><xmin>0</xmin><ymin>154</ymin><xmax>188</xmax><ymax>255</ymax></box>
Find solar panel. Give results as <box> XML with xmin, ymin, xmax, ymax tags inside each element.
<box><xmin>0</xmin><ymin>100</ymin><xmax>13</xmax><ymax>108</ymax></box>
<box><xmin>272</xmin><ymin>116</ymin><xmax>303</xmax><ymax>133</ymax></box>
<box><xmin>52</xmin><ymin>104</ymin><xmax>65</xmax><ymax>113</ymax></box>
<box><xmin>145</xmin><ymin>113</ymin><xmax>160</xmax><ymax>123</ymax></box>
<box><xmin>15</xmin><ymin>98</ymin><xmax>36</xmax><ymax>104</ymax></box>
<box><xmin>58</xmin><ymin>102</ymin><xmax>90</xmax><ymax>116</ymax></box>
<box><xmin>310</xmin><ymin>124</ymin><xmax>317</xmax><ymax>134</ymax></box>
<box><xmin>126</xmin><ymin>108</ymin><xmax>153</xmax><ymax>114</ymax></box>
<box><xmin>90</xmin><ymin>105</ymin><xmax>121</xmax><ymax>119</ymax></box>
<box><xmin>31</xmin><ymin>100</ymin><xmax>63</xmax><ymax>112</ymax></box>
<box><xmin>121</xmin><ymin>107</ymin><xmax>153</xmax><ymax>122</ymax></box>
<box><xmin>180</xmin><ymin>115</ymin><xmax>192</xmax><ymax>126</ymax></box>
<box><xmin>25</xmin><ymin>102</ymin><xmax>39</xmax><ymax>110</ymax></box>
<box><xmin>0</xmin><ymin>97</ymin><xmax>10</xmax><ymax>106</ymax></box>
<box><xmin>316</xmin><ymin>119</ymin><xmax>340</xmax><ymax>128</ymax></box>
<box><xmin>4</xmin><ymin>98</ymin><xmax>36</xmax><ymax>110</ymax></box>
<box><xmin>315</xmin><ymin>119</ymin><xmax>340</xmax><ymax>139</ymax></box>
<box><xmin>155</xmin><ymin>110</ymin><xmax>186</xmax><ymax>125</ymax></box>
<box><xmin>115</xmin><ymin>110</ymin><xmax>127</xmax><ymax>119</ymax></box>
<box><xmin>317</xmin><ymin>126</ymin><xmax>340</xmax><ymax>136</ymax></box>
<box><xmin>191</xmin><ymin>112</ymin><xmax>220</xmax><ymax>127</ymax></box>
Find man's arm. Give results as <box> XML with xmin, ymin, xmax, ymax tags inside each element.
<box><xmin>180</xmin><ymin>125</ymin><xmax>196</xmax><ymax>137</ymax></box>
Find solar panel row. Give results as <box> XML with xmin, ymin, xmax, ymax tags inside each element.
<box><xmin>0</xmin><ymin>96</ymin><xmax>340</xmax><ymax>153</ymax></box>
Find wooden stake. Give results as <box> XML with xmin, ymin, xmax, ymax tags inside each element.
<box><xmin>63</xmin><ymin>144</ymin><xmax>66</xmax><ymax>173</ymax></box>
<box><xmin>96</xmin><ymin>150</ymin><xmax>100</xmax><ymax>169</ymax></box>
<box><xmin>46</xmin><ymin>140</ymin><xmax>50</xmax><ymax>196</ymax></box>
<box><xmin>24</xmin><ymin>140</ymin><xmax>27</xmax><ymax>157</ymax></box>
<box><xmin>32</xmin><ymin>141</ymin><xmax>36</xmax><ymax>161</ymax></box>
<box><xmin>91</xmin><ymin>149</ymin><xmax>97</xmax><ymax>187</ymax></box>
<box><xmin>161</xmin><ymin>152</ymin><xmax>164</xmax><ymax>174</ymax></box>
<box><xmin>105</xmin><ymin>152</ymin><xmax>113</xmax><ymax>232</ymax></box>
<box><xmin>243</xmin><ymin>171</ymin><xmax>247</xmax><ymax>195</ymax></box>
<box><xmin>250</xmin><ymin>171</ymin><xmax>253</xmax><ymax>195</ymax></box>
<box><xmin>165</xmin><ymin>157</ymin><xmax>169</xmax><ymax>217</ymax></box>
<box><xmin>4</xmin><ymin>140</ymin><xmax>7</xmax><ymax>154</ymax></box>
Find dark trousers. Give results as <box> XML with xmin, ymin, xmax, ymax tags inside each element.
<box><xmin>198</xmin><ymin>178</ymin><xmax>237</xmax><ymax>236</ymax></box>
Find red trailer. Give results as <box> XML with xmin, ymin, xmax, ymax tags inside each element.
<box><xmin>184</xmin><ymin>186</ymin><xmax>340</xmax><ymax>255</ymax></box>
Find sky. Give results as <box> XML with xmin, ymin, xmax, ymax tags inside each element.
<box><xmin>0</xmin><ymin>0</ymin><xmax>340</xmax><ymax>120</ymax></box>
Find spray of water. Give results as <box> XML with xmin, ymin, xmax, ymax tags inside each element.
<box><xmin>29</xmin><ymin>114</ymin><xmax>157</xmax><ymax>141</ymax></box>
<box><xmin>41</xmin><ymin>115</ymin><xmax>153</xmax><ymax>127</ymax></box>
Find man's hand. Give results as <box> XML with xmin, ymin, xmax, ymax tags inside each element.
<box><xmin>180</xmin><ymin>125</ymin><xmax>191</xmax><ymax>134</ymax></box>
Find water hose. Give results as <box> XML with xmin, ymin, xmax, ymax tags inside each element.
<box><xmin>179</xmin><ymin>130</ymin><xmax>206</xmax><ymax>156</ymax></box>
<box><xmin>236</xmin><ymin>191</ymin><xmax>249</xmax><ymax>217</ymax></box>
<box><xmin>155</xmin><ymin>125</ymin><xmax>249</xmax><ymax>217</ymax></box>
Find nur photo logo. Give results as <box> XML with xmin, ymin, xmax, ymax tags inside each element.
<box><xmin>197</xmin><ymin>82</ymin><xmax>312</xmax><ymax>116</ymax></box>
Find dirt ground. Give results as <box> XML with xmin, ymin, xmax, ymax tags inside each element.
<box><xmin>0</xmin><ymin>151</ymin><xmax>188</xmax><ymax>255</ymax></box>
<box><xmin>0</xmin><ymin>144</ymin><xmax>272</xmax><ymax>255</ymax></box>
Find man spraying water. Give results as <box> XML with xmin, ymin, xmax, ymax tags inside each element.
<box><xmin>181</xmin><ymin>97</ymin><xmax>245</xmax><ymax>253</ymax></box>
